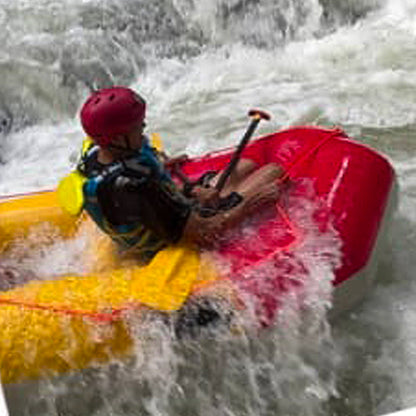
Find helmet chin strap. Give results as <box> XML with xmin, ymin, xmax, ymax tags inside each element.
<box><xmin>108</xmin><ymin>136</ymin><xmax>137</xmax><ymax>158</ymax></box>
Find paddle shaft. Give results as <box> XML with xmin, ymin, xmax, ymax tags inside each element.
<box><xmin>215</xmin><ymin>110</ymin><xmax>270</xmax><ymax>193</ymax></box>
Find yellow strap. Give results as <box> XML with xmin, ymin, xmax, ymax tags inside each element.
<box><xmin>82</xmin><ymin>137</ymin><xmax>94</xmax><ymax>153</ymax></box>
<box><xmin>150</xmin><ymin>132</ymin><xmax>163</xmax><ymax>152</ymax></box>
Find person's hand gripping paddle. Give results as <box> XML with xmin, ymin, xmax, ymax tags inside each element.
<box><xmin>162</xmin><ymin>109</ymin><xmax>271</xmax><ymax>216</ymax></box>
<box><xmin>195</xmin><ymin>109</ymin><xmax>271</xmax><ymax>217</ymax></box>
<box><xmin>214</xmin><ymin>109</ymin><xmax>271</xmax><ymax>194</ymax></box>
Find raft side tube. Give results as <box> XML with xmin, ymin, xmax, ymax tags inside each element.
<box><xmin>0</xmin><ymin>190</ymin><xmax>80</xmax><ymax>250</ymax></box>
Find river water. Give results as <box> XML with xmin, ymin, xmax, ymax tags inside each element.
<box><xmin>0</xmin><ymin>0</ymin><xmax>415</xmax><ymax>415</ymax></box>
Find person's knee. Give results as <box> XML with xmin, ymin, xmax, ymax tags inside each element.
<box><xmin>239</xmin><ymin>158</ymin><xmax>257</xmax><ymax>169</ymax></box>
<box><xmin>235</xmin><ymin>158</ymin><xmax>257</xmax><ymax>176</ymax></box>
<box><xmin>224</xmin><ymin>158</ymin><xmax>257</xmax><ymax>189</ymax></box>
<box><xmin>260</xmin><ymin>163</ymin><xmax>284</xmax><ymax>180</ymax></box>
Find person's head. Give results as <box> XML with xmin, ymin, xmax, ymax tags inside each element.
<box><xmin>80</xmin><ymin>86</ymin><xmax>146</xmax><ymax>157</ymax></box>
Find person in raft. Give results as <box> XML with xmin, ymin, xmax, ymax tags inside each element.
<box><xmin>76</xmin><ymin>86</ymin><xmax>284</xmax><ymax>262</ymax></box>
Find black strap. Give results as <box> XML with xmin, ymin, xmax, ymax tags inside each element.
<box><xmin>197</xmin><ymin>191</ymin><xmax>243</xmax><ymax>218</ymax></box>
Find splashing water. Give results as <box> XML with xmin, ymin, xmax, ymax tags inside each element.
<box><xmin>1</xmin><ymin>0</ymin><xmax>415</xmax><ymax>414</ymax></box>
<box><xmin>3</xmin><ymin>183</ymin><xmax>342</xmax><ymax>416</ymax></box>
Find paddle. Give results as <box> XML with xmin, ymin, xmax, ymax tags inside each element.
<box><xmin>214</xmin><ymin>109</ymin><xmax>271</xmax><ymax>193</ymax></box>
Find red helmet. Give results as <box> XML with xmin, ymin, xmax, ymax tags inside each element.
<box><xmin>80</xmin><ymin>86</ymin><xmax>146</xmax><ymax>147</ymax></box>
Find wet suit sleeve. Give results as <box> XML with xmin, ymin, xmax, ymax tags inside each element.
<box><xmin>96</xmin><ymin>171</ymin><xmax>192</xmax><ymax>244</ymax></box>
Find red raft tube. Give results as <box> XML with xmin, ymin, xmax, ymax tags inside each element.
<box><xmin>177</xmin><ymin>126</ymin><xmax>397</xmax><ymax>323</ymax></box>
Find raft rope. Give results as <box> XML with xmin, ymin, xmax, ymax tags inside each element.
<box><xmin>273</xmin><ymin>127</ymin><xmax>344</xmax><ymax>243</ymax></box>
<box><xmin>0</xmin><ymin>296</ymin><xmax>122</xmax><ymax>322</ymax></box>
<box><xmin>0</xmin><ymin>129</ymin><xmax>342</xmax><ymax>321</ymax></box>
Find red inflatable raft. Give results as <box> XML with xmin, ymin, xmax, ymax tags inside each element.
<box><xmin>0</xmin><ymin>126</ymin><xmax>396</xmax><ymax>382</ymax></box>
<box><xmin>177</xmin><ymin>126</ymin><xmax>396</xmax><ymax>323</ymax></box>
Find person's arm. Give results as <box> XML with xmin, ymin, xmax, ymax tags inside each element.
<box><xmin>153</xmin><ymin>148</ymin><xmax>189</xmax><ymax>169</ymax></box>
<box><xmin>97</xmin><ymin>172</ymin><xmax>192</xmax><ymax>243</ymax></box>
<box><xmin>182</xmin><ymin>181</ymin><xmax>280</xmax><ymax>247</ymax></box>
<box><xmin>190</xmin><ymin>186</ymin><xmax>220</xmax><ymax>208</ymax></box>
<box><xmin>163</xmin><ymin>154</ymin><xmax>189</xmax><ymax>168</ymax></box>
<box><xmin>98</xmin><ymin>163</ymin><xmax>280</xmax><ymax>248</ymax></box>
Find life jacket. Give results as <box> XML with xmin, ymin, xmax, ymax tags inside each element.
<box><xmin>76</xmin><ymin>137</ymin><xmax>191</xmax><ymax>262</ymax></box>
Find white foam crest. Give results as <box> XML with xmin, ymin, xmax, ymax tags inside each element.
<box><xmin>173</xmin><ymin>0</ymin><xmax>324</xmax><ymax>46</ymax></box>
<box><xmin>2</xmin><ymin>223</ymin><xmax>89</xmax><ymax>279</ymax></box>
<box><xmin>393</xmin><ymin>157</ymin><xmax>416</xmax><ymax>223</ymax></box>
<box><xmin>383</xmin><ymin>0</ymin><xmax>416</xmax><ymax>29</ymax></box>
<box><xmin>112</xmin><ymin>315</ymin><xmax>339</xmax><ymax>416</ymax></box>
<box><xmin>0</xmin><ymin>120</ymin><xmax>82</xmax><ymax>195</ymax></box>
<box><xmin>394</xmin><ymin>303</ymin><xmax>416</xmax><ymax>406</ymax></box>
<box><xmin>133</xmin><ymin>1</ymin><xmax>416</xmax><ymax>145</ymax></box>
<box><xmin>1</xmin><ymin>0</ymin><xmax>415</xmax><ymax>196</ymax></box>
<box><xmin>89</xmin><ymin>185</ymin><xmax>342</xmax><ymax>416</ymax></box>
